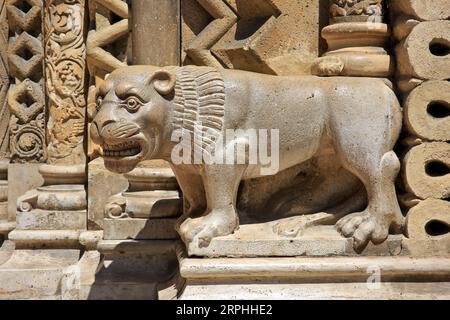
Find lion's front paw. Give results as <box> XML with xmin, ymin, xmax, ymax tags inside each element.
<box><xmin>336</xmin><ymin>211</ymin><xmax>389</xmax><ymax>252</ymax></box>
<box><xmin>178</xmin><ymin>210</ymin><xmax>238</xmax><ymax>248</ymax></box>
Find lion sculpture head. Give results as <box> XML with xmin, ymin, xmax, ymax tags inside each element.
<box><xmin>90</xmin><ymin>65</ymin><xmax>225</xmax><ymax>173</ymax></box>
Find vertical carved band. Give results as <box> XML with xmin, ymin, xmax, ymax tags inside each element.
<box><xmin>44</xmin><ymin>0</ymin><xmax>86</xmax><ymax>164</ymax></box>
<box><xmin>7</xmin><ymin>0</ymin><xmax>46</xmax><ymax>162</ymax></box>
<box><xmin>0</xmin><ymin>0</ymin><xmax>10</xmax><ymax>159</ymax></box>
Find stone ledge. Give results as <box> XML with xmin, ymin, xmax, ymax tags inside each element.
<box><xmin>0</xmin><ymin>221</ymin><xmax>16</xmax><ymax>235</ymax></box>
<box><xmin>179</xmin><ymin>282</ymin><xmax>450</xmax><ymax>300</ymax></box>
<box><xmin>179</xmin><ymin>253</ymin><xmax>450</xmax><ymax>282</ymax></box>
<box><xmin>103</xmin><ymin>218</ymin><xmax>178</xmax><ymax>240</ymax></box>
<box><xmin>8</xmin><ymin>230</ymin><xmax>82</xmax><ymax>249</ymax></box>
<box><xmin>97</xmin><ymin>239</ymin><xmax>179</xmax><ymax>255</ymax></box>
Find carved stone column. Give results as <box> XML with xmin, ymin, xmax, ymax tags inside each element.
<box><xmin>314</xmin><ymin>0</ymin><xmax>393</xmax><ymax>77</ymax></box>
<box><xmin>7</xmin><ymin>0</ymin><xmax>88</xmax><ymax>249</ymax></box>
<box><xmin>0</xmin><ymin>1</ymin><xmax>12</xmax><ymax>241</ymax></box>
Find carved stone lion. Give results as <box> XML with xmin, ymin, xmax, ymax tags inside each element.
<box><xmin>91</xmin><ymin>65</ymin><xmax>404</xmax><ymax>252</ymax></box>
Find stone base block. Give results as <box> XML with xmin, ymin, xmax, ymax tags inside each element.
<box><xmin>187</xmin><ymin>224</ymin><xmax>403</xmax><ymax>257</ymax></box>
<box><xmin>103</xmin><ymin>218</ymin><xmax>178</xmax><ymax>240</ymax></box>
<box><xmin>0</xmin><ymin>249</ymin><xmax>80</xmax><ymax>299</ymax></box>
<box><xmin>8</xmin><ymin>230</ymin><xmax>81</xmax><ymax>249</ymax></box>
<box><xmin>0</xmin><ymin>240</ymin><xmax>14</xmax><ymax>265</ymax></box>
<box><xmin>74</xmin><ymin>240</ymin><xmax>182</xmax><ymax>300</ymax></box>
<box><xmin>16</xmin><ymin>209</ymin><xmax>86</xmax><ymax>230</ymax></box>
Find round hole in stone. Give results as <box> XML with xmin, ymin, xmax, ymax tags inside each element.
<box><xmin>425</xmin><ymin>220</ymin><xmax>450</xmax><ymax>236</ymax></box>
<box><xmin>425</xmin><ymin>161</ymin><xmax>450</xmax><ymax>177</ymax></box>
<box><xmin>427</xmin><ymin>101</ymin><xmax>450</xmax><ymax>118</ymax></box>
<box><xmin>429</xmin><ymin>39</ymin><xmax>450</xmax><ymax>56</ymax></box>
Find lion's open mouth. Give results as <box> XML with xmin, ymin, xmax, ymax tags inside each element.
<box><xmin>102</xmin><ymin>141</ymin><xmax>142</xmax><ymax>158</ymax></box>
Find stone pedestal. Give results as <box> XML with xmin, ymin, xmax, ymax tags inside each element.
<box><xmin>9</xmin><ymin>164</ymin><xmax>86</xmax><ymax>248</ymax></box>
<box><xmin>65</xmin><ymin>240</ymin><xmax>183</xmax><ymax>300</ymax></box>
<box><xmin>186</xmin><ymin>224</ymin><xmax>403</xmax><ymax>258</ymax></box>
<box><xmin>103</xmin><ymin>161</ymin><xmax>182</xmax><ymax>240</ymax></box>
<box><xmin>0</xmin><ymin>160</ymin><xmax>13</xmax><ymax>240</ymax></box>
<box><xmin>0</xmin><ymin>164</ymin><xmax>88</xmax><ymax>298</ymax></box>
<box><xmin>313</xmin><ymin>0</ymin><xmax>393</xmax><ymax>77</ymax></box>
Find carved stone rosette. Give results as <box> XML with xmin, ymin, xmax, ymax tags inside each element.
<box><xmin>7</xmin><ymin>0</ymin><xmax>46</xmax><ymax>163</ymax></box>
<box><xmin>44</xmin><ymin>0</ymin><xmax>86</xmax><ymax>165</ymax></box>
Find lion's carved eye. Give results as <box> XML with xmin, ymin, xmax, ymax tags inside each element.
<box><xmin>121</xmin><ymin>96</ymin><xmax>143</xmax><ymax>113</ymax></box>
<box><xmin>96</xmin><ymin>96</ymin><xmax>103</xmax><ymax>108</ymax></box>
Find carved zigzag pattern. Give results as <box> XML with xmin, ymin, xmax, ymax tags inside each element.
<box><xmin>182</xmin><ymin>0</ymin><xmax>289</xmax><ymax>73</ymax></box>
<box><xmin>183</xmin><ymin>0</ymin><xmax>322</xmax><ymax>75</ymax></box>
<box><xmin>6</xmin><ymin>0</ymin><xmax>46</xmax><ymax>163</ymax></box>
<box><xmin>87</xmin><ymin>0</ymin><xmax>130</xmax><ymax>76</ymax></box>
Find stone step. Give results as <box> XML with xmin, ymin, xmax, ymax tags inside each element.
<box><xmin>0</xmin><ymin>249</ymin><xmax>80</xmax><ymax>299</ymax></box>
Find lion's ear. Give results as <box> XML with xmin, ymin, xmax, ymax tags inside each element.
<box><xmin>150</xmin><ymin>70</ymin><xmax>176</xmax><ymax>95</ymax></box>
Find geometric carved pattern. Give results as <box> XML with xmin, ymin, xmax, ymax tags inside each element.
<box><xmin>182</xmin><ymin>0</ymin><xmax>320</xmax><ymax>75</ymax></box>
<box><xmin>86</xmin><ymin>0</ymin><xmax>130</xmax><ymax>78</ymax></box>
<box><xmin>0</xmin><ymin>0</ymin><xmax>11</xmax><ymax>159</ymax></box>
<box><xmin>7</xmin><ymin>0</ymin><xmax>46</xmax><ymax>162</ymax></box>
<box><xmin>44</xmin><ymin>0</ymin><xmax>86</xmax><ymax>164</ymax></box>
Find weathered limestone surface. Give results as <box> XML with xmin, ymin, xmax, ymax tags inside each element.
<box><xmin>393</xmin><ymin>0</ymin><xmax>450</xmax><ymax>267</ymax></box>
<box><xmin>44</xmin><ymin>0</ymin><xmax>87</xmax><ymax>165</ymax></box>
<box><xmin>314</xmin><ymin>0</ymin><xmax>393</xmax><ymax>77</ymax></box>
<box><xmin>182</xmin><ymin>0</ymin><xmax>328</xmax><ymax>75</ymax></box>
<box><xmin>0</xmin><ymin>0</ymin><xmax>449</xmax><ymax>301</ymax></box>
<box><xmin>88</xmin><ymin>157</ymin><xmax>128</xmax><ymax>230</ymax></box>
<box><xmin>396</xmin><ymin>20</ymin><xmax>450</xmax><ymax>81</ymax></box>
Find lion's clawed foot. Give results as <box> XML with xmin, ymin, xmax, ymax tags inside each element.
<box><xmin>178</xmin><ymin>209</ymin><xmax>239</xmax><ymax>248</ymax></box>
<box><xmin>336</xmin><ymin>210</ymin><xmax>391</xmax><ymax>252</ymax></box>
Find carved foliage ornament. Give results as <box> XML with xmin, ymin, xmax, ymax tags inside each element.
<box><xmin>330</xmin><ymin>0</ymin><xmax>383</xmax><ymax>19</ymax></box>
<box><xmin>44</xmin><ymin>0</ymin><xmax>86</xmax><ymax>164</ymax></box>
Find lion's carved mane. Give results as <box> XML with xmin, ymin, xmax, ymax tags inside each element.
<box><xmin>172</xmin><ymin>66</ymin><xmax>225</xmax><ymax>157</ymax></box>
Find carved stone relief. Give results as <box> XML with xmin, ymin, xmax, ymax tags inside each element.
<box><xmin>0</xmin><ymin>0</ymin><xmax>10</xmax><ymax>160</ymax></box>
<box><xmin>90</xmin><ymin>65</ymin><xmax>404</xmax><ymax>256</ymax></box>
<box><xmin>330</xmin><ymin>0</ymin><xmax>383</xmax><ymax>23</ymax></box>
<box><xmin>0</xmin><ymin>1</ymin><xmax>11</xmax><ymax>238</ymax></box>
<box><xmin>44</xmin><ymin>0</ymin><xmax>86</xmax><ymax>165</ymax></box>
<box><xmin>182</xmin><ymin>0</ymin><xmax>326</xmax><ymax>75</ymax></box>
<box><xmin>392</xmin><ymin>2</ymin><xmax>450</xmax><ymax>256</ymax></box>
<box><xmin>7</xmin><ymin>0</ymin><xmax>46</xmax><ymax>163</ymax></box>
